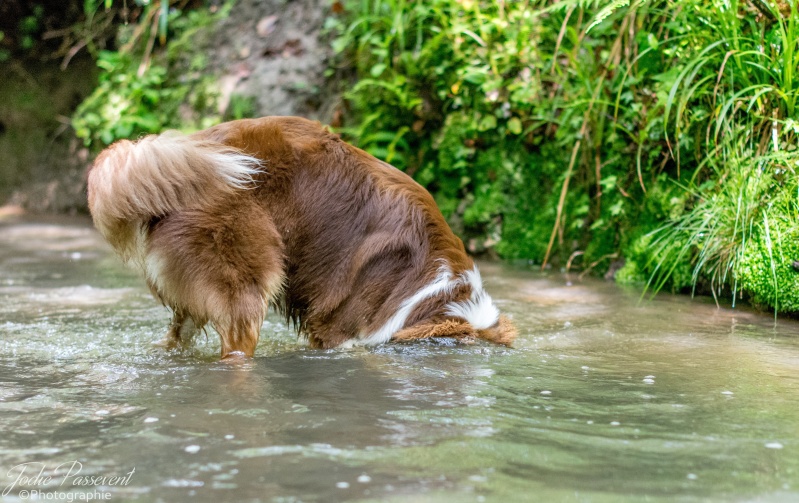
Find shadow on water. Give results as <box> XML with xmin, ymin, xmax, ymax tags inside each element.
<box><xmin>0</xmin><ymin>215</ymin><xmax>798</xmax><ymax>502</ymax></box>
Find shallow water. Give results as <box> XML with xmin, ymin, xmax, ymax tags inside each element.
<box><xmin>0</xmin><ymin>215</ymin><xmax>797</xmax><ymax>502</ymax></box>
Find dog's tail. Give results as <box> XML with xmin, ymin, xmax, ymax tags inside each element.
<box><xmin>476</xmin><ymin>315</ymin><xmax>518</xmax><ymax>346</ymax></box>
<box><xmin>88</xmin><ymin>132</ymin><xmax>261</xmax><ymax>258</ymax></box>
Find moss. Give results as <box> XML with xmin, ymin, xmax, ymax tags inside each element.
<box><xmin>736</xmin><ymin>205</ymin><xmax>799</xmax><ymax>314</ymax></box>
<box><xmin>0</xmin><ymin>59</ymin><xmax>97</xmax><ymax>203</ymax></box>
<box><xmin>615</xmin><ymin>232</ymin><xmax>694</xmax><ymax>292</ymax></box>
<box><xmin>493</xmin><ymin>145</ymin><xmax>563</xmax><ymax>262</ymax></box>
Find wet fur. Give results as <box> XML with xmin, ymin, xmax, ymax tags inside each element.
<box><xmin>87</xmin><ymin>117</ymin><xmax>516</xmax><ymax>358</ymax></box>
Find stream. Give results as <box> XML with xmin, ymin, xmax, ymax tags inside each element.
<box><xmin>0</xmin><ymin>215</ymin><xmax>797</xmax><ymax>502</ymax></box>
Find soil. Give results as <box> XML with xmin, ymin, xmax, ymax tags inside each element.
<box><xmin>206</xmin><ymin>0</ymin><xmax>336</xmax><ymax>122</ymax></box>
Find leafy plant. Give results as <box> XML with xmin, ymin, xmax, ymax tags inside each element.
<box><xmin>328</xmin><ymin>0</ymin><xmax>799</xmax><ymax>313</ymax></box>
<box><xmin>72</xmin><ymin>1</ymin><xmax>232</xmax><ymax>146</ymax></box>
<box><xmin>72</xmin><ymin>0</ymin><xmax>799</xmax><ymax>313</ymax></box>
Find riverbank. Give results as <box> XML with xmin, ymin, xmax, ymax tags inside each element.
<box><xmin>3</xmin><ymin>0</ymin><xmax>799</xmax><ymax>315</ymax></box>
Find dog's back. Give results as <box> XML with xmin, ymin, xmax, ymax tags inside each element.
<box><xmin>88</xmin><ymin>117</ymin><xmax>516</xmax><ymax>357</ymax></box>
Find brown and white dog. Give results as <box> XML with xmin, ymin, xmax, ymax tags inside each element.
<box><xmin>88</xmin><ymin>116</ymin><xmax>516</xmax><ymax>358</ymax></box>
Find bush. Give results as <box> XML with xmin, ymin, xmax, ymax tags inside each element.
<box><xmin>72</xmin><ymin>2</ymin><xmax>233</xmax><ymax>147</ymax></box>
<box><xmin>328</xmin><ymin>0</ymin><xmax>799</xmax><ymax>313</ymax></box>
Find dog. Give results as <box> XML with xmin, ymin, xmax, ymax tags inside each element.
<box><xmin>87</xmin><ymin>116</ymin><xmax>516</xmax><ymax>358</ymax></box>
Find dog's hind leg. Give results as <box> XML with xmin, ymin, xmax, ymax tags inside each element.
<box><xmin>153</xmin><ymin>310</ymin><xmax>205</xmax><ymax>350</ymax></box>
<box><xmin>216</xmin><ymin>310</ymin><xmax>266</xmax><ymax>359</ymax></box>
<box><xmin>147</xmin><ymin>200</ymin><xmax>285</xmax><ymax>359</ymax></box>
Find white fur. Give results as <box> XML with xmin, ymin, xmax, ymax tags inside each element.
<box><xmin>357</xmin><ymin>266</ymin><xmax>456</xmax><ymax>346</ymax></box>
<box><xmin>350</xmin><ymin>264</ymin><xmax>499</xmax><ymax>347</ymax></box>
<box><xmin>444</xmin><ymin>266</ymin><xmax>499</xmax><ymax>330</ymax></box>
<box><xmin>127</xmin><ymin>132</ymin><xmax>262</xmax><ymax>197</ymax></box>
<box><xmin>144</xmin><ymin>250</ymin><xmax>167</xmax><ymax>294</ymax></box>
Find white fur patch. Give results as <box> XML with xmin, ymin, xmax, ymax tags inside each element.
<box><xmin>444</xmin><ymin>266</ymin><xmax>499</xmax><ymax>330</ymax></box>
<box><xmin>358</xmin><ymin>266</ymin><xmax>455</xmax><ymax>346</ymax></box>
<box><xmin>132</xmin><ymin>132</ymin><xmax>262</xmax><ymax>195</ymax></box>
<box><xmin>193</xmin><ymin>145</ymin><xmax>262</xmax><ymax>190</ymax></box>
<box><xmin>353</xmin><ymin>263</ymin><xmax>500</xmax><ymax>347</ymax></box>
<box><xmin>144</xmin><ymin>251</ymin><xmax>166</xmax><ymax>289</ymax></box>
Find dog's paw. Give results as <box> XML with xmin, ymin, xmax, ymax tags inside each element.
<box><xmin>151</xmin><ymin>337</ymin><xmax>181</xmax><ymax>351</ymax></box>
<box><xmin>220</xmin><ymin>350</ymin><xmax>252</xmax><ymax>363</ymax></box>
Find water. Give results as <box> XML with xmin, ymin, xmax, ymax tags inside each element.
<box><xmin>0</xmin><ymin>215</ymin><xmax>797</xmax><ymax>502</ymax></box>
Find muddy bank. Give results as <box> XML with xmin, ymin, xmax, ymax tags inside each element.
<box><xmin>206</xmin><ymin>0</ymin><xmax>334</xmax><ymax>121</ymax></box>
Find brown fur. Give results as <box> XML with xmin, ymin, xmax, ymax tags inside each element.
<box><xmin>392</xmin><ymin>315</ymin><xmax>516</xmax><ymax>346</ymax></box>
<box><xmin>87</xmin><ymin>116</ymin><xmax>516</xmax><ymax>358</ymax></box>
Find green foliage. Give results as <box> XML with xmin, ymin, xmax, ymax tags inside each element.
<box><xmin>0</xmin><ymin>32</ymin><xmax>9</xmax><ymax>62</ymax></box>
<box><xmin>615</xmin><ymin>174</ymin><xmax>691</xmax><ymax>288</ymax></box>
<box><xmin>733</xmin><ymin>141</ymin><xmax>799</xmax><ymax>313</ymax></box>
<box><xmin>72</xmin><ymin>2</ymin><xmax>232</xmax><ymax>146</ymax></box>
<box><xmin>74</xmin><ymin>51</ymin><xmax>173</xmax><ymax>144</ymax></box>
<box><xmin>634</xmin><ymin>1</ymin><xmax>799</xmax><ymax>312</ymax></box>
<box><xmin>19</xmin><ymin>5</ymin><xmax>45</xmax><ymax>50</ymax></box>
<box><xmin>737</xmin><ymin>198</ymin><xmax>799</xmax><ymax>314</ymax></box>
<box><xmin>329</xmin><ymin>0</ymin><xmax>799</xmax><ymax>313</ymax></box>
<box><xmin>643</xmin><ymin>132</ymin><xmax>783</xmax><ymax>295</ymax></box>
<box><xmin>329</xmin><ymin>0</ymin><xmax>660</xmax><ymax>260</ymax></box>
<box><xmin>70</xmin><ymin>0</ymin><xmax>799</xmax><ymax>313</ymax></box>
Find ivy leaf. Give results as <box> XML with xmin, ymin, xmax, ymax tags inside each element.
<box><xmin>371</xmin><ymin>63</ymin><xmax>387</xmax><ymax>77</ymax></box>
<box><xmin>647</xmin><ymin>32</ymin><xmax>658</xmax><ymax>49</ymax></box>
<box><xmin>478</xmin><ymin>114</ymin><xmax>497</xmax><ymax>131</ymax></box>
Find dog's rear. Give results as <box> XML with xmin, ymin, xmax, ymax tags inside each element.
<box><xmin>88</xmin><ymin>132</ymin><xmax>285</xmax><ymax>357</ymax></box>
<box><xmin>88</xmin><ymin>117</ymin><xmax>516</xmax><ymax>358</ymax></box>
<box><xmin>88</xmin><ymin>133</ymin><xmax>262</xmax><ymax>260</ymax></box>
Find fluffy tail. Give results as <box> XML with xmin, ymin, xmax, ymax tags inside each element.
<box><xmin>87</xmin><ymin>131</ymin><xmax>261</xmax><ymax>259</ymax></box>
